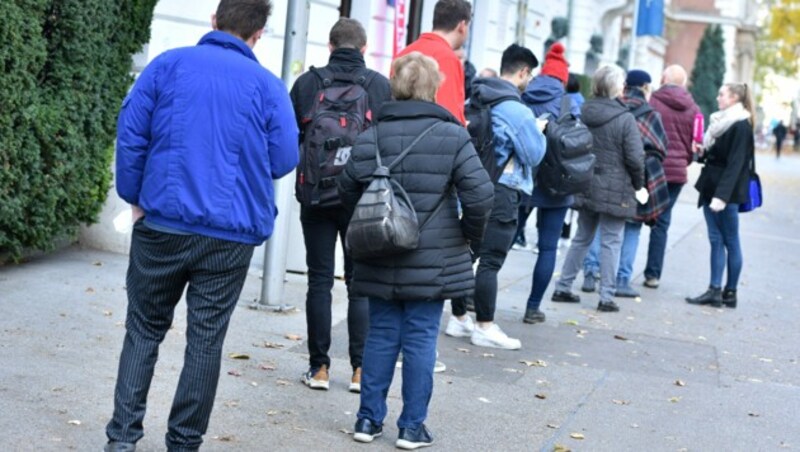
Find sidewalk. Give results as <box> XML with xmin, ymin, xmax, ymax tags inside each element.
<box><xmin>1</xmin><ymin>153</ymin><xmax>798</xmax><ymax>451</ymax></box>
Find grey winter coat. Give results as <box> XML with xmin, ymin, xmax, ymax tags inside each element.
<box><xmin>338</xmin><ymin>100</ymin><xmax>494</xmax><ymax>301</ymax></box>
<box><xmin>574</xmin><ymin>98</ymin><xmax>645</xmax><ymax>218</ymax></box>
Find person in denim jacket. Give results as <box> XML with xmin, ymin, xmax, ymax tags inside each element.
<box><xmin>447</xmin><ymin>44</ymin><xmax>546</xmax><ymax>350</ymax></box>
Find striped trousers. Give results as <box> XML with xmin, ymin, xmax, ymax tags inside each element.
<box><xmin>106</xmin><ymin>221</ymin><xmax>254</xmax><ymax>450</ymax></box>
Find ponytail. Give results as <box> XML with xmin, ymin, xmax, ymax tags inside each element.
<box><xmin>724</xmin><ymin>82</ymin><xmax>755</xmax><ymax>131</ymax></box>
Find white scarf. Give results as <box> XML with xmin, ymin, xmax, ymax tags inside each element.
<box><xmin>703</xmin><ymin>102</ymin><xmax>751</xmax><ymax>149</ymax></box>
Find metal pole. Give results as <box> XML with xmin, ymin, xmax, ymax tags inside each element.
<box><xmin>258</xmin><ymin>0</ymin><xmax>309</xmax><ymax>310</ymax></box>
<box><xmin>628</xmin><ymin>0</ymin><xmax>640</xmax><ymax>70</ymax></box>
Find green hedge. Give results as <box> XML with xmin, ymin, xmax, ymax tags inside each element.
<box><xmin>689</xmin><ymin>25</ymin><xmax>726</xmax><ymax>123</ymax></box>
<box><xmin>0</xmin><ymin>0</ymin><xmax>157</xmax><ymax>259</ymax></box>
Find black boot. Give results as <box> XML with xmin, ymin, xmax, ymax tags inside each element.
<box><xmin>685</xmin><ymin>287</ymin><xmax>722</xmax><ymax>307</ymax></box>
<box><xmin>722</xmin><ymin>289</ymin><xmax>737</xmax><ymax>308</ymax></box>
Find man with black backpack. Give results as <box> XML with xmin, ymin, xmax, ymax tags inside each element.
<box><xmin>445</xmin><ymin>44</ymin><xmax>546</xmax><ymax>350</ymax></box>
<box><xmin>290</xmin><ymin>18</ymin><xmax>391</xmax><ymax>393</ymax></box>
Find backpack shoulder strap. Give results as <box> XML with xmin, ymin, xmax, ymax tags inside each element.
<box><xmin>630</xmin><ymin>103</ymin><xmax>652</xmax><ymax>118</ymax></box>
<box><xmin>558</xmin><ymin>95</ymin><xmax>572</xmax><ymax>119</ymax></box>
<box><xmin>309</xmin><ymin>66</ymin><xmax>334</xmax><ymax>87</ymax></box>
<box><xmin>386</xmin><ymin>122</ymin><xmax>443</xmax><ymax>171</ymax></box>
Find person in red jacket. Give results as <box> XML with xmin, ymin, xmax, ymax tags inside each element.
<box><xmin>642</xmin><ymin>65</ymin><xmax>701</xmax><ymax>289</ymax></box>
<box><xmin>395</xmin><ymin>0</ymin><xmax>471</xmax><ymax>125</ymax></box>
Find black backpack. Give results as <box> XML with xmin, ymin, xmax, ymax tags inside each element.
<box><xmin>295</xmin><ymin>67</ymin><xmax>377</xmax><ymax>207</ymax></box>
<box><xmin>536</xmin><ymin>96</ymin><xmax>595</xmax><ymax>197</ymax></box>
<box><xmin>346</xmin><ymin>123</ymin><xmax>447</xmax><ymax>260</ymax></box>
<box><xmin>465</xmin><ymin>95</ymin><xmax>519</xmax><ymax>183</ymax></box>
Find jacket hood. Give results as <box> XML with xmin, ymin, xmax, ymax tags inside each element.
<box><xmin>652</xmin><ymin>84</ymin><xmax>696</xmax><ymax>112</ymax></box>
<box><xmin>522</xmin><ymin>75</ymin><xmax>565</xmax><ymax>105</ymax></box>
<box><xmin>377</xmin><ymin>100</ymin><xmax>460</xmax><ymax>124</ymax></box>
<box><xmin>471</xmin><ymin>77</ymin><xmax>521</xmax><ymax>105</ymax></box>
<box><xmin>581</xmin><ymin>98</ymin><xmax>629</xmax><ymax>127</ymax></box>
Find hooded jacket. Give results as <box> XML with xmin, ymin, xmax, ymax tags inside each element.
<box><xmin>650</xmin><ymin>84</ymin><xmax>701</xmax><ymax>184</ymax></box>
<box><xmin>116</xmin><ymin>31</ymin><xmax>298</xmax><ymax>245</ymax></box>
<box><xmin>574</xmin><ymin>98</ymin><xmax>645</xmax><ymax>218</ymax></box>
<box><xmin>337</xmin><ymin>101</ymin><xmax>494</xmax><ymax>301</ymax></box>
<box><xmin>521</xmin><ymin>75</ymin><xmax>581</xmax><ymax>208</ymax></box>
<box><xmin>471</xmin><ymin>77</ymin><xmax>546</xmax><ymax>195</ymax></box>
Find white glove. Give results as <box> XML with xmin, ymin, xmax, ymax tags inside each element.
<box><xmin>709</xmin><ymin>197</ymin><xmax>727</xmax><ymax>212</ymax></box>
<box><xmin>635</xmin><ymin>188</ymin><xmax>649</xmax><ymax>204</ymax></box>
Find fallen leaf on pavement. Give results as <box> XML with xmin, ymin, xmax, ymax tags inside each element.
<box><xmin>223</xmin><ymin>400</ymin><xmax>239</xmax><ymax>408</ymax></box>
<box><xmin>697</xmin><ymin>336</ymin><xmax>707</xmax><ymax>341</ymax></box>
<box><xmin>259</xmin><ymin>363</ymin><xmax>276</xmax><ymax>371</ymax></box>
<box><xmin>748</xmin><ymin>412</ymin><xmax>760</xmax><ymax>417</ymax></box>
<box><xmin>553</xmin><ymin>444</ymin><xmax>571</xmax><ymax>452</ymax></box>
<box><xmin>481</xmin><ymin>353</ymin><xmax>495</xmax><ymax>358</ymax></box>
<box><xmin>758</xmin><ymin>357</ymin><xmax>773</xmax><ymax>363</ymax></box>
<box><xmin>520</xmin><ymin>360</ymin><xmax>548</xmax><ymax>367</ymax></box>
<box><xmin>250</xmin><ymin>381</ymin><xmax>258</xmax><ymax>387</ymax></box>
<box><xmin>267</xmin><ymin>410</ymin><xmax>279</xmax><ymax>416</ymax></box>
<box><xmin>457</xmin><ymin>348</ymin><xmax>471</xmax><ymax>353</ymax></box>
<box><xmin>565</xmin><ymin>320</ymin><xmax>580</xmax><ymax>326</ymax></box>
<box><xmin>340</xmin><ymin>428</ymin><xmax>352</xmax><ymax>435</ymax></box>
<box><xmin>228</xmin><ymin>353</ymin><xmax>250</xmax><ymax>360</ymax></box>
<box><xmin>546</xmin><ymin>423</ymin><xmax>559</xmax><ymax>429</ymax></box>
<box><xmin>576</xmin><ymin>329</ymin><xmax>588</xmax><ymax>335</ymax></box>
<box><xmin>227</xmin><ymin>370</ymin><xmax>242</xmax><ymax>377</ymax></box>
<box><xmin>502</xmin><ymin>368</ymin><xmax>523</xmax><ymax>373</ymax></box>
<box><xmin>613</xmin><ymin>335</ymin><xmax>628</xmax><ymax>341</ymax></box>
<box><xmin>92</xmin><ymin>261</ymin><xmax>103</xmax><ymax>266</ymax></box>
<box><xmin>566</xmin><ymin>352</ymin><xmax>581</xmax><ymax>358</ymax></box>
<box><xmin>67</xmin><ymin>420</ymin><xmax>81</xmax><ymax>426</ymax></box>
<box><xmin>535</xmin><ymin>393</ymin><xmax>547</xmax><ymax>400</ymax></box>
<box><xmin>631</xmin><ymin>423</ymin><xmax>639</xmax><ymax>428</ymax></box>
<box><xmin>284</xmin><ymin>333</ymin><xmax>303</xmax><ymax>341</ymax></box>
<box><xmin>478</xmin><ymin>397</ymin><xmax>491</xmax><ymax>403</ymax></box>
<box><xmin>85</xmin><ymin>287</ymin><xmax>95</xmax><ymax>294</ymax></box>
<box><xmin>103</xmin><ymin>310</ymin><xmax>113</xmax><ymax>317</ymax></box>
<box><xmin>570</xmin><ymin>433</ymin><xmax>585</xmax><ymax>440</ymax></box>
<box><xmin>669</xmin><ymin>396</ymin><xmax>681</xmax><ymax>403</ymax></box>
<box><xmin>276</xmin><ymin>379</ymin><xmax>291</xmax><ymax>386</ymax></box>
<box><xmin>256</xmin><ymin>341</ymin><xmax>284</xmax><ymax>349</ymax></box>
<box><xmin>612</xmin><ymin>399</ymin><xmax>630</xmax><ymax>405</ymax></box>
<box><xmin>674</xmin><ymin>379</ymin><xmax>686</xmax><ymax>387</ymax></box>
<box><xmin>212</xmin><ymin>435</ymin><xmax>235</xmax><ymax>442</ymax></box>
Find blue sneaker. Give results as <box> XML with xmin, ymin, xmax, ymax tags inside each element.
<box><xmin>353</xmin><ymin>418</ymin><xmax>383</xmax><ymax>443</ymax></box>
<box><xmin>396</xmin><ymin>424</ymin><xmax>434</xmax><ymax>450</ymax></box>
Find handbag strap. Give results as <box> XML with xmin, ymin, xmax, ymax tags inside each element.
<box><xmin>373</xmin><ymin>122</ymin><xmax>443</xmax><ymax>170</ymax></box>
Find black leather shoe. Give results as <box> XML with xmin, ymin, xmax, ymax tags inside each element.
<box><xmin>597</xmin><ymin>300</ymin><xmax>620</xmax><ymax>312</ymax></box>
<box><xmin>686</xmin><ymin>287</ymin><xmax>722</xmax><ymax>307</ymax></box>
<box><xmin>722</xmin><ymin>289</ymin><xmax>737</xmax><ymax>308</ymax></box>
<box><xmin>104</xmin><ymin>442</ymin><xmax>136</xmax><ymax>452</ymax></box>
<box><xmin>552</xmin><ymin>291</ymin><xmax>580</xmax><ymax>303</ymax></box>
<box><xmin>523</xmin><ymin>308</ymin><xmax>546</xmax><ymax>324</ymax></box>
<box><xmin>353</xmin><ymin>418</ymin><xmax>383</xmax><ymax>443</ymax></box>
<box><xmin>397</xmin><ymin>424</ymin><xmax>434</xmax><ymax>450</ymax></box>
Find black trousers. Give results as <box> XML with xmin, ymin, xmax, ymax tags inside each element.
<box><xmin>452</xmin><ymin>184</ymin><xmax>520</xmax><ymax>322</ymax></box>
<box><xmin>106</xmin><ymin>221</ymin><xmax>254</xmax><ymax>450</ymax></box>
<box><xmin>301</xmin><ymin>205</ymin><xmax>368</xmax><ymax>371</ymax></box>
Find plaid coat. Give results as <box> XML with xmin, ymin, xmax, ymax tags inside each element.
<box><xmin>622</xmin><ymin>88</ymin><xmax>670</xmax><ymax>224</ymax></box>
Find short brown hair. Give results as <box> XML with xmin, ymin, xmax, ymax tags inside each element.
<box><xmin>391</xmin><ymin>52</ymin><xmax>441</xmax><ymax>102</ymax></box>
<box><xmin>432</xmin><ymin>0</ymin><xmax>472</xmax><ymax>31</ymax></box>
<box><xmin>215</xmin><ymin>0</ymin><xmax>272</xmax><ymax>41</ymax></box>
<box><xmin>329</xmin><ymin>18</ymin><xmax>367</xmax><ymax>50</ymax></box>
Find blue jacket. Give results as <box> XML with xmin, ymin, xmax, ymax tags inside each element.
<box><xmin>521</xmin><ymin>75</ymin><xmax>579</xmax><ymax>208</ymax></box>
<box><xmin>116</xmin><ymin>31</ymin><xmax>299</xmax><ymax>245</ymax></box>
<box><xmin>470</xmin><ymin>78</ymin><xmax>546</xmax><ymax>195</ymax></box>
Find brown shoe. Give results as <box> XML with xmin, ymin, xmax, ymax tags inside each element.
<box><xmin>349</xmin><ymin>367</ymin><xmax>361</xmax><ymax>393</ymax></box>
<box><xmin>302</xmin><ymin>364</ymin><xmax>329</xmax><ymax>390</ymax></box>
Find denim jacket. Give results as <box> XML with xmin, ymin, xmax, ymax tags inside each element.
<box><xmin>472</xmin><ymin>77</ymin><xmax>546</xmax><ymax>195</ymax></box>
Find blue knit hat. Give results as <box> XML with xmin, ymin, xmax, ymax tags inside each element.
<box><xmin>625</xmin><ymin>69</ymin><xmax>652</xmax><ymax>87</ymax></box>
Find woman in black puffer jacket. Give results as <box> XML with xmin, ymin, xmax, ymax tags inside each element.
<box><xmin>552</xmin><ymin>64</ymin><xmax>645</xmax><ymax>312</ymax></box>
<box><xmin>338</xmin><ymin>52</ymin><xmax>494</xmax><ymax>447</ymax></box>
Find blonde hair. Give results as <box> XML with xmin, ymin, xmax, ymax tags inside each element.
<box><xmin>391</xmin><ymin>52</ymin><xmax>441</xmax><ymax>102</ymax></box>
<box><xmin>724</xmin><ymin>83</ymin><xmax>755</xmax><ymax>130</ymax></box>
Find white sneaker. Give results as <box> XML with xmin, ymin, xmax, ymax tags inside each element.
<box><xmin>397</xmin><ymin>351</ymin><xmax>446</xmax><ymax>373</ymax></box>
<box><xmin>445</xmin><ymin>315</ymin><xmax>475</xmax><ymax>338</ymax></box>
<box><xmin>470</xmin><ymin>324</ymin><xmax>521</xmax><ymax>350</ymax></box>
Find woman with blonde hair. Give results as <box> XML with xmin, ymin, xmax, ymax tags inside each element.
<box><xmin>686</xmin><ymin>83</ymin><xmax>755</xmax><ymax>308</ymax></box>
<box><xmin>338</xmin><ymin>51</ymin><xmax>494</xmax><ymax>448</ymax></box>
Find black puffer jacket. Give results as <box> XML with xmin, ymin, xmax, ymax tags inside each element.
<box><xmin>338</xmin><ymin>101</ymin><xmax>494</xmax><ymax>301</ymax></box>
<box><xmin>574</xmin><ymin>98</ymin><xmax>645</xmax><ymax>218</ymax></box>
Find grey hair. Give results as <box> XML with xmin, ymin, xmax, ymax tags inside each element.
<box><xmin>592</xmin><ymin>65</ymin><xmax>626</xmax><ymax>99</ymax></box>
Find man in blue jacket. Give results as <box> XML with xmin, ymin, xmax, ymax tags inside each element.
<box><xmin>446</xmin><ymin>44</ymin><xmax>546</xmax><ymax>349</ymax></box>
<box><xmin>105</xmin><ymin>1</ymin><xmax>298</xmax><ymax>451</ymax></box>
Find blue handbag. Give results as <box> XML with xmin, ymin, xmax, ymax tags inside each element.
<box><xmin>739</xmin><ymin>147</ymin><xmax>762</xmax><ymax>213</ymax></box>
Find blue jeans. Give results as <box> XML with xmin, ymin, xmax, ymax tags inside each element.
<box><xmin>357</xmin><ymin>298</ymin><xmax>444</xmax><ymax>429</ymax></box>
<box><xmin>583</xmin><ymin>221</ymin><xmax>642</xmax><ymax>285</ymax></box>
<box><xmin>703</xmin><ymin>204</ymin><xmax>742</xmax><ymax>289</ymax></box>
<box><xmin>644</xmin><ymin>183</ymin><xmax>684</xmax><ymax>280</ymax></box>
<box><xmin>526</xmin><ymin>206</ymin><xmax>569</xmax><ymax>311</ymax></box>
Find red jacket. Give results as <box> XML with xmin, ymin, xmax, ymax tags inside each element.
<box><xmin>650</xmin><ymin>85</ymin><xmax>701</xmax><ymax>184</ymax></box>
<box><xmin>396</xmin><ymin>33</ymin><xmax>466</xmax><ymax>125</ymax></box>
